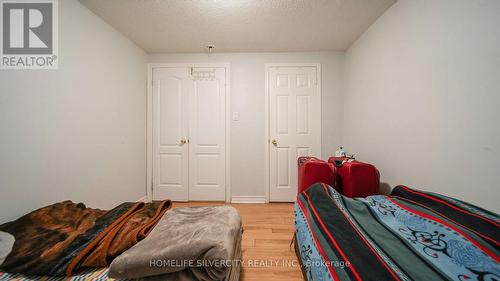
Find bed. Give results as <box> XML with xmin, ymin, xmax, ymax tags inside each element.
<box><xmin>294</xmin><ymin>183</ymin><xmax>499</xmax><ymax>281</ymax></box>
<box><xmin>0</xmin><ymin>202</ymin><xmax>242</xmax><ymax>281</ymax></box>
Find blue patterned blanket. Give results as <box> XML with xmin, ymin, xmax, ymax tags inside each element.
<box><xmin>295</xmin><ymin>183</ymin><xmax>499</xmax><ymax>281</ymax></box>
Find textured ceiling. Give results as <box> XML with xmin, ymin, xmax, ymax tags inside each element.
<box><xmin>79</xmin><ymin>0</ymin><xmax>396</xmax><ymax>53</ymax></box>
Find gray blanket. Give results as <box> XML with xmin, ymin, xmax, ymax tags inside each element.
<box><xmin>108</xmin><ymin>206</ymin><xmax>242</xmax><ymax>281</ymax></box>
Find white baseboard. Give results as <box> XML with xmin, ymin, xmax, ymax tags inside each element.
<box><xmin>138</xmin><ymin>195</ymin><xmax>266</xmax><ymax>204</ymax></box>
<box><xmin>137</xmin><ymin>196</ymin><xmax>150</xmax><ymax>203</ymax></box>
<box><xmin>231</xmin><ymin>196</ymin><xmax>266</xmax><ymax>204</ymax></box>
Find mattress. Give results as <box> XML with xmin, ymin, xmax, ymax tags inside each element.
<box><xmin>295</xmin><ymin>183</ymin><xmax>499</xmax><ymax>281</ymax></box>
<box><xmin>0</xmin><ymin>268</ymin><xmax>113</xmax><ymax>280</ymax></box>
<box><xmin>0</xmin><ymin>264</ymin><xmax>241</xmax><ymax>281</ymax></box>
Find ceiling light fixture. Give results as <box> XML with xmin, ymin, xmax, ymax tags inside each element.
<box><xmin>206</xmin><ymin>44</ymin><xmax>215</xmax><ymax>55</ymax></box>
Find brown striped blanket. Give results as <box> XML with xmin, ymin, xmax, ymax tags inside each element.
<box><xmin>295</xmin><ymin>183</ymin><xmax>499</xmax><ymax>281</ymax></box>
<box><xmin>0</xmin><ymin>200</ymin><xmax>171</xmax><ymax>277</ymax></box>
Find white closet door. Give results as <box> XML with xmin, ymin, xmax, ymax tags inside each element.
<box><xmin>269</xmin><ymin>66</ymin><xmax>321</xmax><ymax>202</ymax></box>
<box><xmin>152</xmin><ymin>67</ymin><xmax>189</xmax><ymax>201</ymax></box>
<box><xmin>188</xmin><ymin>67</ymin><xmax>226</xmax><ymax>201</ymax></box>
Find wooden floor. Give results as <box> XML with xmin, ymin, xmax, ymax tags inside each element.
<box><xmin>174</xmin><ymin>202</ymin><xmax>304</xmax><ymax>281</ymax></box>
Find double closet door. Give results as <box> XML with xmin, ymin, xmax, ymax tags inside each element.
<box><xmin>152</xmin><ymin>67</ymin><xmax>226</xmax><ymax>201</ymax></box>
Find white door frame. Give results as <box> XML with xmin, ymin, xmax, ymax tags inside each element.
<box><xmin>264</xmin><ymin>63</ymin><xmax>322</xmax><ymax>202</ymax></box>
<box><xmin>147</xmin><ymin>63</ymin><xmax>231</xmax><ymax>202</ymax></box>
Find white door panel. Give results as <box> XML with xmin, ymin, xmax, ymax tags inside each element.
<box><xmin>269</xmin><ymin>66</ymin><xmax>321</xmax><ymax>202</ymax></box>
<box><xmin>152</xmin><ymin>67</ymin><xmax>189</xmax><ymax>201</ymax></box>
<box><xmin>189</xmin><ymin>68</ymin><xmax>226</xmax><ymax>201</ymax></box>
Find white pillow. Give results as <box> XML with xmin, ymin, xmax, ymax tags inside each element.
<box><xmin>0</xmin><ymin>231</ymin><xmax>15</xmax><ymax>266</ymax></box>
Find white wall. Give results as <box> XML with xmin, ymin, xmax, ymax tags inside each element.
<box><xmin>0</xmin><ymin>0</ymin><xmax>147</xmax><ymax>223</ymax></box>
<box><xmin>343</xmin><ymin>0</ymin><xmax>500</xmax><ymax>212</ymax></box>
<box><xmin>5</xmin><ymin>0</ymin><xmax>495</xmax><ymax>221</ymax></box>
<box><xmin>149</xmin><ymin>52</ymin><xmax>344</xmax><ymax>199</ymax></box>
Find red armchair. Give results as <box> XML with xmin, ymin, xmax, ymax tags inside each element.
<box><xmin>297</xmin><ymin>157</ymin><xmax>334</xmax><ymax>195</ymax></box>
<box><xmin>328</xmin><ymin>157</ymin><xmax>380</xmax><ymax>198</ymax></box>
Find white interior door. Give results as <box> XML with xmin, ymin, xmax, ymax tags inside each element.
<box><xmin>269</xmin><ymin>66</ymin><xmax>321</xmax><ymax>202</ymax></box>
<box><xmin>188</xmin><ymin>67</ymin><xmax>226</xmax><ymax>201</ymax></box>
<box><xmin>152</xmin><ymin>67</ymin><xmax>189</xmax><ymax>201</ymax></box>
<box><xmin>152</xmin><ymin>66</ymin><xmax>226</xmax><ymax>201</ymax></box>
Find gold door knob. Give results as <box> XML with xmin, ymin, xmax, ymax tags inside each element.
<box><xmin>180</xmin><ymin>139</ymin><xmax>187</xmax><ymax>145</ymax></box>
<box><xmin>271</xmin><ymin>139</ymin><xmax>278</xmax><ymax>146</ymax></box>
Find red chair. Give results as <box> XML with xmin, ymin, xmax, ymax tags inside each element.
<box><xmin>297</xmin><ymin>156</ymin><xmax>334</xmax><ymax>195</ymax></box>
<box><xmin>328</xmin><ymin>157</ymin><xmax>380</xmax><ymax>197</ymax></box>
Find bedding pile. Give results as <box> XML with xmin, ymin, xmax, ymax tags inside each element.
<box><xmin>0</xmin><ymin>200</ymin><xmax>171</xmax><ymax>277</ymax></box>
<box><xmin>295</xmin><ymin>183</ymin><xmax>499</xmax><ymax>281</ymax></box>
<box><xmin>108</xmin><ymin>205</ymin><xmax>242</xmax><ymax>281</ymax></box>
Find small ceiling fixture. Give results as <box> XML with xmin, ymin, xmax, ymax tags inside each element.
<box><xmin>206</xmin><ymin>44</ymin><xmax>215</xmax><ymax>54</ymax></box>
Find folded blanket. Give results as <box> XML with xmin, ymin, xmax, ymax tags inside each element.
<box><xmin>0</xmin><ymin>200</ymin><xmax>171</xmax><ymax>276</ymax></box>
<box><xmin>109</xmin><ymin>205</ymin><xmax>242</xmax><ymax>281</ymax></box>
